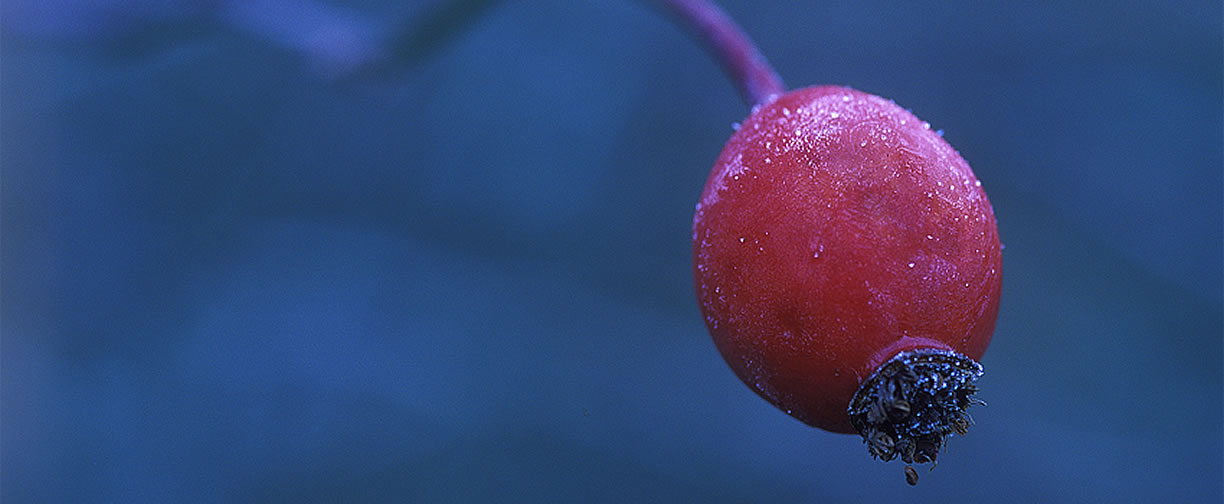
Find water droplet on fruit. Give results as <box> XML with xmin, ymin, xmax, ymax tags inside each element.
<box><xmin>765</xmin><ymin>157</ymin><xmax>771</xmax><ymax>164</ymax></box>
<box><xmin>860</xmin><ymin>140</ymin><xmax>868</xmax><ymax>147</ymax></box>
<box><xmin>922</xmin><ymin>122</ymin><xmax>931</xmax><ymax>130</ymax></box>
<box><xmin>811</xmin><ymin>241</ymin><xmax>825</xmax><ymax>259</ymax></box>
<box><xmin>842</xmin><ymin>95</ymin><xmax>851</xmax><ymax>102</ymax></box>
<box><xmin>926</xmin><ymin>234</ymin><xmax>934</xmax><ymax>240</ymax></box>
<box><xmin>765</xmin><ymin>141</ymin><xmax>771</xmax><ymax>149</ymax></box>
<box><xmin>974</xmin><ymin>180</ymin><xmax>982</xmax><ymax>187</ymax></box>
<box><xmin>936</xmin><ymin>129</ymin><xmax>945</xmax><ymax>137</ymax></box>
<box><xmin>907</xmin><ymin>262</ymin><xmax>916</xmax><ymax>268</ymax></box>
<box><xmin>739</xmin><ymin>237</ymin><xmax>746</xmax><ymax>243</ymax></box>
<box><xmin>731</xmin><ymin>122</ymin><xmax>741</xmax><ymax>131</ymax></box>
<box><xmin>782</xmin><ymin>107</ymin><xmax>791</xmax><ymax>117</ymax></box>
<box><xmin>830</xmin><ymin>111</ymin><xmax>841</xmax><ymax>119</ymax></box>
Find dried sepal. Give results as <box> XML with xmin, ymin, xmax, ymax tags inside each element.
<box><xmin>847</xmin><ymin>349</ymin><xmax>984</xmax><ymax>473</ymax></box>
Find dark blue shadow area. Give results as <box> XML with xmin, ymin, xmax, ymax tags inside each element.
<box><xmin>2</xmin><ymin>0</ymin><xmax>1221</xmax><ymax>502</ymax></box>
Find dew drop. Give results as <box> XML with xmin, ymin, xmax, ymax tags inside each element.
<box><xmin>936</xmin><ymin>129</ymin><xmax>945</xmax><ymax>137</ymax></box>
<box><xmin>975</xmin><ymin>180</ymin><xmax>982</xmax><ymax>187</ymax></box>
<box><xmin>859</xmin><ymin>140</ymin><xmax>868</xmax><ymax>147</ymax></box>
<box><xmin>731</xmin><ymin>122</ymin><xmax>741</xmax><ymax>131</ymax></box>
<box><xmin>922</xmin><ymin>122</ymin><xmax>931</xmax><ymax>130</ymax></box>
<box><xmin>765</xmin><ymin>141</ymin><xmax>771</xmax><ymax>149</ymax></box>
<box><xmin>926</xmin><ymin>234</ymin><xmax>934</xmax><ymax>240</ymax></box>
<box><xmin>842</xmin><ymin>95</ymin><xmax>851</xmax><ymax>102</ymax></box>
<box><xmin>782</xmin><ymin>107</ymin><xmax>791</xmax><ymax>117</ymax></box>
<box><xmin>765</xmin><ymin>157</ymin><xmax>771</xmax><ymax>164</ymax></box>
<box><xmin>907</xmin><ymin>262</ymin><xmax>916</xmax><ymax>268</ymax></box>
<box><xmin>739</xmin><ymin>237</ymin><xmax>746</xmax><ymax>243</ymax></box>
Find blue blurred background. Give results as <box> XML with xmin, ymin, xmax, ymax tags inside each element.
<box><xmin>2</xmin><ymin>0</ymin><xmax>1221</xmax><ymax>501</ymax></box>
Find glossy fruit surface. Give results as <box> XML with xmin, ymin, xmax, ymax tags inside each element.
<box><xmin>693</xmin><ymin>85</ymin><xmax>1001</xmax><ymax>434</ymax></box>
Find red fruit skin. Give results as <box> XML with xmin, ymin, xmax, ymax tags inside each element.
<box><xmin>693</xmin><ymin>86</ymin><xmax>1002</xmax><ymax>434</ymax></box>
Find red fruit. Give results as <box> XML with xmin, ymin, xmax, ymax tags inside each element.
<box><xmin>693</xmin><ymin>86</ymin><xmax>1001</xmax><ymax>465</ymax></box>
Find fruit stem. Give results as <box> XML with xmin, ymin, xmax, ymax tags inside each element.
<box><xmin>655</xmin><ymin>0</ymin><xmax>786</xmax><ymax>107</ymax></box>
<box><xmin>847</xmin><ymin>349</ymin><xmax>985</xmax><ymax>474</ymax></box>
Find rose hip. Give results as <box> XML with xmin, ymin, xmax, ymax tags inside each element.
<box><xmin>661</xmin><ymin>0</ymin><xmax>1003</xmax><ymax>479</ymax></box>
<box><xmin>693</xmin><ymin>86</ymin><xmax>1001</xmax><ymax>466</ymax></box>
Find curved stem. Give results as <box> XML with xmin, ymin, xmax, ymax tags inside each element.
<box><xmin>656</xmin><ymin>0</ymin><xmax>786</xmax><ymax>108</ymax></box>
